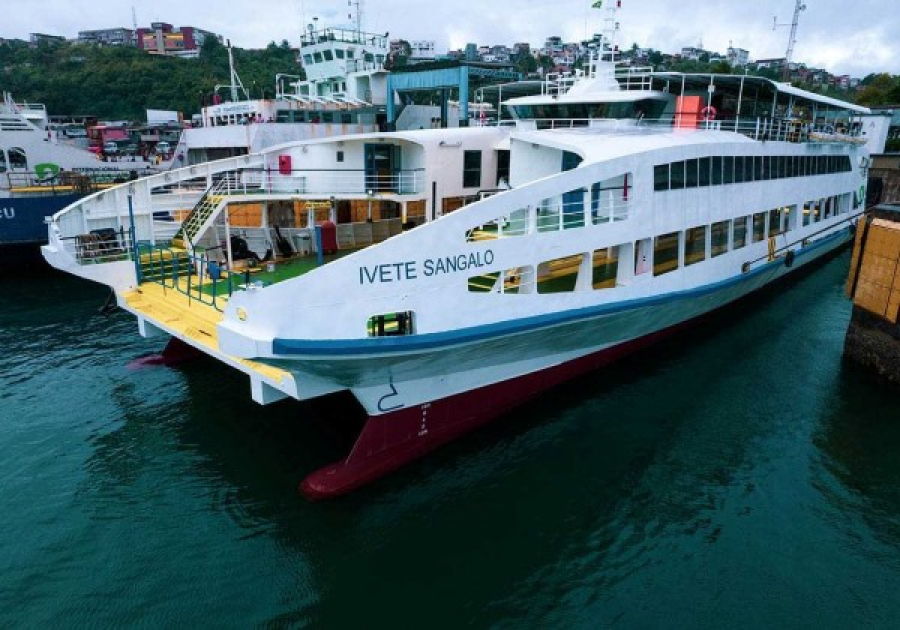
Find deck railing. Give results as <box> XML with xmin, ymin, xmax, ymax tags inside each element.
<box><xmin>466</xmin><ymin>192</ymin><xmax>630</xmax><ymax>243</ymax></box>
<box><xmin>514</xmin><ymin>115</ymin><xmax>866</xmax><ymax>145</ymax></box>
<box><xmin>135</xmin><ymin>242</ymin><xmax>243</xmax><ymax>312</ymax></box>
<box><xmin>3</xmin><ymin>168</ymin><xmax>154</xmax><ymax>192</ymax></box>
<box><xmin>268</xmin><ymin>168</ymin><xmax>426</xmax><ymax>195</ymax></box>
<box><xmin>58</xmin><ymin>226</ymin><xmax>134</xmax><ymax>264</ymax></box>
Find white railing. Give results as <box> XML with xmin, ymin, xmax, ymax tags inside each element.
<box><xmin>466</xmin><ymin>193</ymin><xmax>630</xmax><ymax>243</ymax></box>
<box><xmin>513</xmin><ymin>114</ymin><xmax>865</xmax><ymax>145</ymax></box>
<box><xmin>267</xmin><ymin>169</ymin><xmax>426</xmax><ymax>195</ymax></box>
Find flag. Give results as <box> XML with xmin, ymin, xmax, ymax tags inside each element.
<box><xmin>592</xmin><ymin>0</ymin><xmax>603</xmax><ymax>7</ymax></box>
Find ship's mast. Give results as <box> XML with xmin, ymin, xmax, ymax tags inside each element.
<box><xmin>348</xmin><ymin>0</ymin><xmax>364</xmax><ymax>41</ymax></box>
<box><xmin>226</xmin><ymin>41</ymin><xmax>249</xmax><ymax>102</ymax></box>
<box><xmin>774</xmin><ymin>0</ymin><xmax>807</xmax><ymax>80</ymax></box>
<box><xmin>599</xmin><ymin>0</ymin><xmax>622</xmax><ymax>63</ymax></box>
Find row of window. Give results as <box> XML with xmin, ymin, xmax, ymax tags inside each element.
<box><xmin>302</xmin><ymin>49</ymin><xmax>384</xmax><ymax>65</ymax></box>
<box><xmin>468</xmin><ymin>193</ymin><xmax>850</xmax><ymax>293</ymax></box>
<box><xmin>275</xmin><ymin>111</ymin><xmax>357</xmax><ymax>124</ymax></box>
<box><xmin>654</xmin><ymin>154</ymin><xmax>853</xmax><ymax>192</ymax></box>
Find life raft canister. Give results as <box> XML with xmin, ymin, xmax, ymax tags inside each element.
<box><xmin>699</xmin><ymin>105</ymin><xmax>717</xmax><ymax>121</ymax></box>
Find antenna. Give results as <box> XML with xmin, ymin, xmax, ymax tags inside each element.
<box><xmin>348</xmin><ymin>0</ymin><xmax>364</xmax><ymax>38</ymax></box>
<box><xmin>773</xmin><ymin>0</ymin><xmax>807</xmax><ymax>80</ymax></box>
<box><xmin>598</xmin><ymin>0</ymin><xmax>623</xmax><ymax>63</ymax></box>
<box><xmin>226</xmin><ymin>40</ymin><xmax>249</xmax><ymax>102</ymax></box>
<box><xmin>131</xmin><ymin>6</ymin><xmax>137</xmax><ymax>31</ymax></box>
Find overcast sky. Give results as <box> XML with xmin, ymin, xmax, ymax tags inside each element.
<box><xmin>4</xmin><ymin>0</ymin><xmax>898</xmax><ymax>77</ymax></box>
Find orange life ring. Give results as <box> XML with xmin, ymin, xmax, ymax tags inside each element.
<box><xmin>699</xmin><ymin>105</ymin><xmax>717</xmax><ymax>121</ymax></box>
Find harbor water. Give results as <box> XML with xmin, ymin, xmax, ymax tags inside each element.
<box><xmin>2</xmin><ymin>252</ymin><xmax>900</xmax><ymax>627</ymax></box>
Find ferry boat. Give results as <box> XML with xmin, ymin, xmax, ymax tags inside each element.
<box><xmin>0</xmin><ymin>91</ymin><xmax>154</xmax><ymax>260</ymax></box>
<box><xmin>171</xmin><ymin>24</ymin><xmax>464</xmax><ymax>167</ymax></box>
<box><xmin>42</xmin><ymin>4</ymin><xmax>888</xmax><ymax>498</ymax></box>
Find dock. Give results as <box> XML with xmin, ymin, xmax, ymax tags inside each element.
<box><xmin>844</xmin><ymin>204</ymin><xmax>900</xmax><ymax>386</ymax></box>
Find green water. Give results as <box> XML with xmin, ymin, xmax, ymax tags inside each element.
<box><xmin>2</xmin><ymin>253</ymin><xmax>900</xmax><ymax>627</ymax></box>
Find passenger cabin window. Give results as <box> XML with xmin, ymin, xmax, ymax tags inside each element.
<box><xmin>9</xmin><ymin>147</ymin><xmax>27</xmax><ymax>170</ymax></box>
<box><xmin>711</xmin><ymin>220</ymin><xmax>730</xmax><ymax>257</ymax></box>
<box><xmin>367</xmin><ymin>311</ymin><xmax>415</xmax><ymax>337</ymax></box>
<box><xmin>752</xmin><ymin>212</ymin><xmax>767</xmax><ymax>242</ymax></box>
<box><xmin>733</xmin><ymin>216</ymin><xmax>748</xmax><ymax>249</ymax></box>
<box><xmin>0</xmin><ymin>150</ymin><xmax>7</xmax><ymax>173</ymax></box>
<box><xmin>593</xmin><ymin>248</ymin><xmax>619</xmax><ymax>289</ymax></box>
<box><xmin>537</xmin><ymin>254</ymin><xmax>583</xmax><ymax>294</ymax></box>
<box><xmin>685</xmin><ymin>226</ymin><xmax>706</xmax><ymax>266</ymax></box>
<box><xmin>653</xmin><ymin>232</ymin><xmax>679</xmax><ymax>276</ymax></box>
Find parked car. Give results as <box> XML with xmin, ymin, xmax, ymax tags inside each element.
<box><xmin>103</xmin><ymin>141</ymin><xmax>119</xmax><ymax>155</ymax></box>
<box><xmin>155</xmin><ymin>141</ymin><xmax>171</xmax><ymax>155</ymax></box>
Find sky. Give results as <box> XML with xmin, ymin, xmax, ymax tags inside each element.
<box><xmin>3</xmin><ymin>0</ymin><xmax>898</xmax><ymax>78</ymax></box>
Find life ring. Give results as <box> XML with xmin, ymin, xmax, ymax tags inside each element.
<box><xmin>699</xmin><ymin>105</ymin><xmax>717</xmax><ymax>121</ymax></box>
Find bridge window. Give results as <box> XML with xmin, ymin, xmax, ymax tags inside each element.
<box><xmin>463</xmin><ymin>150</ymin><xmax>482</xmax><ymax>188</ymax></box>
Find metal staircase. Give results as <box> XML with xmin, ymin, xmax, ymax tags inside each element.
<box><xmin>172</xmin><ymin>174</ymin><xmax>239</xmax><ymax>249</ymax></box>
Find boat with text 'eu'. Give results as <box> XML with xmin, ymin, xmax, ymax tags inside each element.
<box><xmin>0</xmin><ymin>91</ymin><xmax>154</xmax><ymax>259</ymax></box>
<box><xmin>42</xmin><ymin>2</ymin><xmax>888</xmax><ymax>498</ymax></box>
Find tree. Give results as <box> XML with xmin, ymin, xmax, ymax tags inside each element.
<box><xmin>855</xmin><ymin>73</ymin><xmax>900</xmax><ymax>106</ymax></box>
<box><xmin>512</xmin><ymin>52</ymin><xmax>538</xmax><ymax>76</ymax></box>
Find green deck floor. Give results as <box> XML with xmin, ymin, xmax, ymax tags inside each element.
<box><xmin>195</xmin><ymin>250</ymin><xmax>357</xmax><ymax>298</ymax></box>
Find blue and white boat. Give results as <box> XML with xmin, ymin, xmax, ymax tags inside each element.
<box><xmin>0</xmin><ymin>91</ymin><xmax>154</xmax><ymax>260</ymax></box>
<box><xmin>41</xmin><ymin>3</ymin><xmax>889</xmax><ymax>497</ymax></box>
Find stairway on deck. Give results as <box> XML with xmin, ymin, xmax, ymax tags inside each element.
<box><xmin>123</xmin><ymin>282</ymin><xmax>289</xmax><ymax>385</ymax></box>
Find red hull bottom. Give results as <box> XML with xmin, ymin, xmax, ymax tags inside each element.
<box><xmin>128</xmin><ymin>337</ymin><xmax>205</xmax><ymax>369</ymax></box>
<box><xmin>301</xmin><ymin>239</ymin><xmax>851</xmax><ymax>500</ymax></box>
<box><xmin>300</xmin><ymin>324</ymin><xmax>677</xmax><ymax>500</ymax></box>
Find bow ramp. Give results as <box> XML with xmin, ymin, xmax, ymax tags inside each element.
<box><xmin>124</xmin><ymin>281</ymin><xmax>296</xmax><ymax>404</ymax></box>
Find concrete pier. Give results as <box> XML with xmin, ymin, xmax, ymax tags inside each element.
<box><xmin>844</xmin><ymin>204</ymin><xmax>900</xmax><ymax>386</ymax></box>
